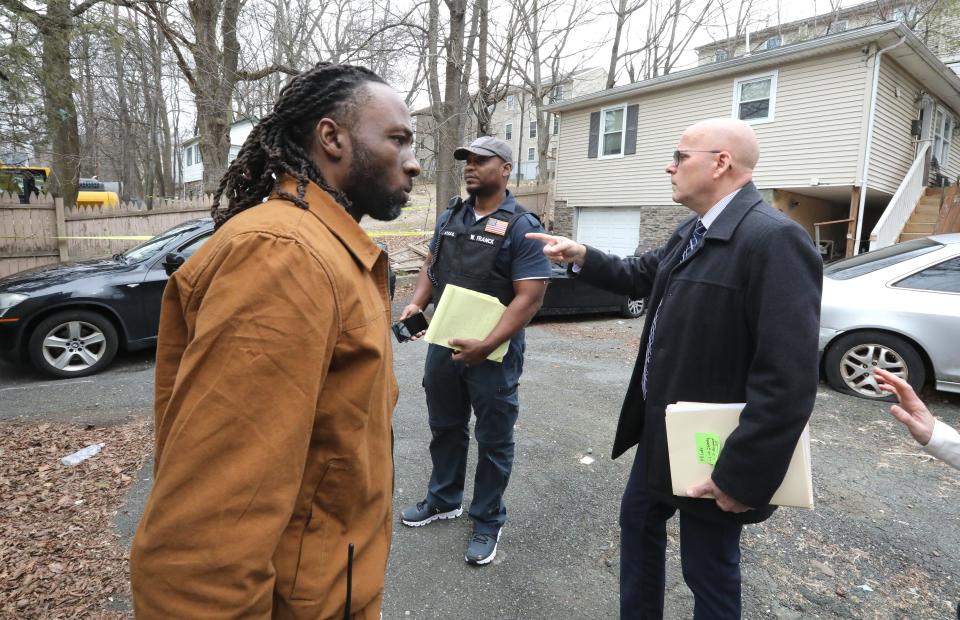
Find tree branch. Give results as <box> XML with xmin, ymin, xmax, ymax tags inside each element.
<box><xmin>235</xmin><ymin>63</ymin><xmax>299</xmax><ymax>81</ymax></box>
<box><xmin>0</xmin><ymin>0</ymin><xmax>41</xmax><ymax>25</ymax></box>
<box><xmin>72</xmin><ymin>0</ymin><xmax>104</xmax><ymax>17</ymax></box>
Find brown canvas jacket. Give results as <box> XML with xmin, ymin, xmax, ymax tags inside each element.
<box><xmin>130</xmin><ymin>179</ymin><xmax>397</xmax><ymax>619</ymax></box>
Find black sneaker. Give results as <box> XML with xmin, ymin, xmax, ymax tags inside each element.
<box><xmin>400</xmin><ymin>500</ymin><xmax>463</xmax><ymax>527</ymax></box>
<box><xmin>465</xmin><ymin>528</ymin><xmax>502</xmax><ymax>565</ymax></box>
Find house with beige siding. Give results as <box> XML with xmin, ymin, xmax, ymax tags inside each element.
<box><xmin>546</xmin><ymin>22</ymin><xmax>960</xmax><ymax>260</ymax></box>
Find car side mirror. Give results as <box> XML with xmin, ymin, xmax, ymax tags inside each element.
<box><xmin>162</xmin><ymin>252</ymin><xmax>185</xmax><ymax>276</ymax></box>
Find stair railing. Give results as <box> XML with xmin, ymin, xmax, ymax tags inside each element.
<box><xmin>869</xmin><ymin>142</ymin><xmax>930</xmax><ymax>251</ymax></box>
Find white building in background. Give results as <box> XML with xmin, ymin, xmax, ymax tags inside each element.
<box><xmin>491</xmin><ymin>67</ymin><xmax>608</xmax><ymax>181</ymax></box>
<box><xmin>177</xmin><ymin>118</ymin><xmax>256</xmax><ymax>196</ymax></box>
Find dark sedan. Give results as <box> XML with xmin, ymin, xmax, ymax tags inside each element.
<box><xmin>0</xmin><ymin>214</ymin><xmax>636</xmax><ymax>378</ymax></box>
<box><xmin>537</xmin><ymin>263</ymin><xmax>646</xmax><ymax>319</ymax></box>
<box><xmin>0</xmin><ymin>219</ymin><xmax>215</xmax><ymax>378</ymax></box>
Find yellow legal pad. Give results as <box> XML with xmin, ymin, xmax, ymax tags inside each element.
<box><xmin>664</xmin><ymin>402</ymin><xmax>814</xmax><ymax>509</ymax></box>
<box><xmin>424</xmin><ymin>284</ymin><xmax>510</xmax><ymax>363</ymax></box>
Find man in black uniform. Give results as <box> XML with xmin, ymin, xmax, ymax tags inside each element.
<box><xmin>399</xmin><ymin>136</ymin><xmax>551</xmax><ymax>565</ymax></box>
<box><xmin>20</xmin><ymin>171</ymin><xmax>39</xmax><ymax>204</ymax></box>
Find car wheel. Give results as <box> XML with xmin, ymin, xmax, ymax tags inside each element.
<box><xmin>621</xmin><ymin>297</ymin><xmax>646</xmax><ymax>319</ymax></box>
<box><xmin>27</xmin><ymin>310</ymin><xmax>119</xmax><ymax>378</ymax></box>
<box><xmin>824</xmin><ymin>331</ymin><xmax>925</xmax><ymax>400</ymax></box>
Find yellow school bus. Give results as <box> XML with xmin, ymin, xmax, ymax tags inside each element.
<box><xmin>0</xmin><ymin>166</ymin><xmax>120</xmax><ymax>207</ymax></box>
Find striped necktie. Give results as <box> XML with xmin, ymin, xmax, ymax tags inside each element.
<box><xmin>642</xmin><ymin>219</ymin><xmax>707</xmax><ymax>399</ymax></box>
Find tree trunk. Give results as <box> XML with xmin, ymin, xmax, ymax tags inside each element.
<box><xmin>606</xmin><ymin>0</ymin><xmax>628</xmax><ymax>89</ymax></box>
<box><xmin>431</xmin><ymin>0</ymin><xmax>467</xmax><ymax>214</ymax></box>
<box><xmin>79</xmin><ymin>27</ymin><xmax>97</xmax><ymax>176</ymax></box>
<box><xmin>39</xmin><ymin>0</ymin><xmax>80</xmax><ymax>207</ymax></box>
<box><xmin>475</xmin><ymin>0</ymin><xmax>491</xmax><ymax>136</ymax></box>
<box><xmin>113</xmin><ymin>5</ymin><xmax>139</xmax><ymax>201</ymax></box>
<box><xmin>186</xmin><ymin>0</ymin><xmax>241</xmax><ymax>194</ymax></box>
<box><xmin>151</xmin><ymin>20</ymin><xmax>174</xmax><ymax>197</ymax></box>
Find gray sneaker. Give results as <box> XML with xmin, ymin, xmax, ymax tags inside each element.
<box><xmin>400</xmin><ymin>500</ymin><xmax>463</xmax><ymax>527</ymax></box>
<box><xmin>465</xmin><ymin>528</ymin><xmax>502</xmax><ymax>565</ymax></box>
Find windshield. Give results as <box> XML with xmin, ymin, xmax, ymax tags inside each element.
<box><xmin>121</xmin><ymin>220</ymin><xmax>207</xmax><ymax>263</ymax></box>
<box><xmin>824</xmin><ymin>239</ymin><xmax>943</xmax><ymax>280</ymax></box>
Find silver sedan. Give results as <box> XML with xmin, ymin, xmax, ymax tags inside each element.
<box><xmin>819</xmin><ymin>233</ymin><xmax>960</xmax><ymax>400</ymax></box>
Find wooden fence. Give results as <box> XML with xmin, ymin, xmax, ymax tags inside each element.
<box><xmin>0</xmin><ymin>192</ymin><xmax>212</xmax><ymax>279</ymax></box>
<box><xmin>512</xmin><ymin>184</ymin><xmax>553</xmax><ymax>228</ymax></box>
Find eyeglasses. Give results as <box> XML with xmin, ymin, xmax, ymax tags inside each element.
<box><xmin>672</xmin><ymin>150</ymin><xmax>723</xmax><ymax>166</ymax></box>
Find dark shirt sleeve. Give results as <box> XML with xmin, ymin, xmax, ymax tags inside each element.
<box><xmin>711</xmin><ymin>223</ymin><xmax>823</xmax><ymax>508</ymax></box>
<box><xmin>576</xmin><ymin>222</ymin><xmax>687</xmax><ymax>299</ymax></box>
<box><xmin>509</xmin><ymin>214</ymin><xmax>553</xmax><ymax>280</ymax></box>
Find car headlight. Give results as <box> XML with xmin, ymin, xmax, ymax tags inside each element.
<box><xmin>0</xmin><ymin>293</ymin><xmax>28</xmax><ymax>317</ymax></box>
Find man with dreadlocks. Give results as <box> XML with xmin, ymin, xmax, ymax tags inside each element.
<box><xmin>398</xmin><ymin>137</ymin><xmax>551</xmax><ymax>565</ymax></box>
<box><xmin>130</xmin><ymin>63</ymin><xmax>419</xmax><ymax>619</ymax></box>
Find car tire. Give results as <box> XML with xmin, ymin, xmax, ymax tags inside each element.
<box><xmin>28</xmin><ymin>310</ymin><xmax>119</xmax><ymax>378</ymax></box>
<box><xmin>621</xmin><ymin>297</ymin><xmax>647</xmax><ymax>319</ymax></box>
<box><xmin>824</xmin><ymin>330</ymin><xmax>925</xmax><ymax>400</ymax></box>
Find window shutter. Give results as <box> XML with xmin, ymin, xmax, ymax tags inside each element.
<box><xmin>624</xmin><ymin>104</ymin><xmax>639</xmax><ymax>156</ymax></box>
<box><xmin>588</xmin><ymin>111</ymin><xmax>600</xmax><ymax>159</ymax></box>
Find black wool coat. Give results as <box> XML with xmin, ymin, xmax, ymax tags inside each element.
<box><xmin>578</xmin><ymin>182</ymin><xmax>823</xmax><ymax>525</ymax></box>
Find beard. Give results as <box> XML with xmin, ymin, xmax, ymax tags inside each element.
<box><xmin>342</xmin><ymin>141</ymin><xmax>408</xmax><ymax>222</ymax></box>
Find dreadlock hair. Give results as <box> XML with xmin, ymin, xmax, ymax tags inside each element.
<box><xmin>211</xmin><ymin>63</ymin><xmax>387</xmax><ymax>228</ymax></box>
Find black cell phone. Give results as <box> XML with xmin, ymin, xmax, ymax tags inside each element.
<box><xmin>392</xmin><ymin>312</ymin><xmax>429</xmax><ymax>343</ymax></box>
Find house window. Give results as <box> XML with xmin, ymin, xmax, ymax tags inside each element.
<box><xmin>550</xmin><ymin>84</ymin><xmax>564</xmax><ymax>103</ymax></box>
<box><xmin>600</xmin><ymin>105</ymin><xmax>626</xmax><ymax>158</ymax></box>
<box><xmin>505</xmin><ymin>123</ymin><xmax>513</xmax><ymax>140</ymax></box>
<box><xmin>798</xmin><ymin>24</ymin><xmax>810</xmax><ymax>39</ymax></box>
<box><xmin>527</xmin><ymin>147</ymin><xmax>535</xmax><ymax>161</ymax></box>
<box><xmin>827</xmin><ymin>20</ymin><xmax>847</xmax><ymax>34</ymax></box>
<box><xmin>732</xmin><ymin>71</ymin><xmax>777</xmax><ymax>123</ymax></box>
<box><xmin>765</xmin><ymin>36</ymin><xmax>781</xmax><ymax>50</ymax></box>
<box><xmin>186</xmin><ymin>147</ymin><xmax>193</xmax><ymax>167</ymax></box>
<box><xmin>715</xmin><ymin>48</ymin><xmax>728</xmax><ymax>62</ymax></box>
<box><xmin>932</xmin><ymin>106</ymin><xmax>955</xmax><ymax>169</ymax></box>
<box><xmin>194</xmin><ymin>145</ymin><xmax>201</xmax><ymax>164</ymax></box>
<box><xmin>553</xmin><ymin>115</ymin><xmax>560</xmax><ymax>135</ymax></box>
<box><xmin>529</xmin><ymin>119</ymin><xmax>537</xmax><ymax>138</ymax></box>
<box><xmin>506</xmin><ymin>95</ymin><xmax>516</xmax><ymax>111</ymax></box>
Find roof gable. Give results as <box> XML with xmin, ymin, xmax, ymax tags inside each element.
<box><xmin>548</xmin><ymin>22</ymin><xmax>960</xmax><ymax>116</ymax></box>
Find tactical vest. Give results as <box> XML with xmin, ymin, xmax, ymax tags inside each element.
<box><xmin>429</xmin><ymin>196</ymin><xmax>535</xmax><ymax>306</ymax></box>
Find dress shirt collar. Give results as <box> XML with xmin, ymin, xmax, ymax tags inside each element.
<box><xmin>700</xmin><ymin>187</ymin><xmax>742</xmax><ymax>229</ymax></box>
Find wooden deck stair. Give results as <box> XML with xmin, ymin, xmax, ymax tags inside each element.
<box><xmin>898</xmin><ymin>185</ymin><xmax>960</xmax><ymax>242</ymax></box>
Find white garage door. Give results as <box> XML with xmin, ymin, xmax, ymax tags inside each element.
<box><xmin>576</xmin><ymin>207</ymin><xmax>642</xmax><ymax>257</ymax></box>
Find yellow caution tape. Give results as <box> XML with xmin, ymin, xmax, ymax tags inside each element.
<box><xmin>0</xmin><ymin>235</ymin><xmax>153</xmax><ymax>240</ymax></box>
<box><xmin>2</xmin><ymin>231</ymin><xmax>431</xmax><ymax>241</ymax></box>
<box><xmin>366</xmin><ymin>230</ymin><xmax>432</xmax><ymax>238</ymax></box>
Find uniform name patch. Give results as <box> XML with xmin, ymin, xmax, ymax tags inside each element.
<box><xmin>442</xmin><ymin>230</ymin><xmax>456</xmax><ymax>238</ymax></box>
<box><xmin>470</xmin><ymin>234</ymin><xmax>496</xmax><ymax>245</ymax></box>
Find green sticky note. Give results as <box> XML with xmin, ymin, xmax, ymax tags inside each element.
<box><xmin>695</xmin><ymin>432</ymin><xmax>722</xmax><ymax>466</ymax></box>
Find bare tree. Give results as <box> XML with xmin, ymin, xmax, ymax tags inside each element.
<box><xmin>709</xmin><ymin>0</ymin><xmax>754</xmax><ymax>59</ymax></box>
<box><xmin>472</xmin><ymin>0</ymin><xmax>518</xmax><ymax>136</ymax></box>
<box><xmin>425</xmin><ymin>0</ymin><xmax>470</xmax><ymax>213</ymax></box>
<box><xmin>626</xmin><ymin>0</ymin><xmax>715</xmax><ymax>80</ymax></box>
<box><xmin>0</xmin><ymin>0</ymin><xmax>113</xmax><ymax>206</ymax></box>
<box><xmin>140</xmin><ymin>0</ymin><xmax>299</xmax><ymax>194</ymax></box>
<box><xmin>605</xmin><ymin>0</ymin><xmax>648</xmax><ymax>89</ymax></box>
<box><xmin>509</xmin><ymin>0</ymin><xmax>594</xmax><ymax>183</ymax></box>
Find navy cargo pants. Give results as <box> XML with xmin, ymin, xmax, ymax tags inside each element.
<box><xmin>423</xmin><ymin>333</ymin><xmax>524</xmax><ymax>535</ymax></box>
